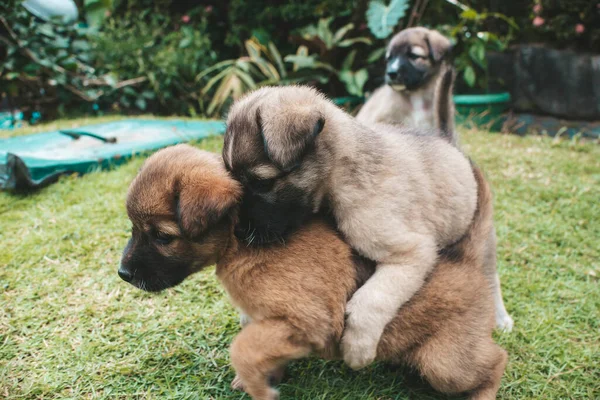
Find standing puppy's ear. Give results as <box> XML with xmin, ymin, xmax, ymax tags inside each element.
<box><xmin>425</xmin><ymin>31</ymin><xmax>452</xmax><ymax>63</ymax></box>
<box><xmin>176</xmin><ymin>168</ymin><xmax>242</xmax><ymax>239</ymax></box>
<box><xmin>258</xmin><ymin>107</ymin><xmax>325</xmax><ymax>172</ymax></box>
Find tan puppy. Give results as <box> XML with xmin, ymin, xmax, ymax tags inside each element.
<box><xmin>356</xmin><ymin>27</ymin><xmax>456</xmax><ymax>141</ymax></box>
<box><xmin>119</xmin><ymin>144</ymin><xmax>507</xmax><ymax>400</ymax></box>
<box><xmin>223</xmin><ymin>85</ymin><xmax>477</xmax><ymax>369</ymax></box>
<box><xmin>357</xmin><ymin>28</ymin><xmax>513</xmax><ymax>330</ymax></box>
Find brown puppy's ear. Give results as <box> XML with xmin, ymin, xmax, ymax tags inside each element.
<box><xmin>176</xmin><ymin>171</ymin><xmax>241</xmax><ymax>238</ymax></box>
<box><xmin>258</xmin><ymin>107</ymin><xmax>325</xmax><ymax>172</ymax></box>
<box><xmin>425</xmin><ymin>31</ymin><xmax>452</xmax><ymax>63</ymax></box>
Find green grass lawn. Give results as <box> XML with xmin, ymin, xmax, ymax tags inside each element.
<box><xmin>1</xmin><ymin>118</ymin><xmax>598</xmax><ymax>399</ymax></box>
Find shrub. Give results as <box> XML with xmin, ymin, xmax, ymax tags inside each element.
<box><xmin>91</xmin><ymin>7</ymin><xmax>216</xmax><ymax>115</ymax></box>
<box><xmin>0</xmin><ymin>2</ymin><xmax>108</xmax><ymax>118</ymax></box>
<box><xmin>529</xmin><ymin>0</ymin><xmax>600</xmax><ymax>51</ymax></box>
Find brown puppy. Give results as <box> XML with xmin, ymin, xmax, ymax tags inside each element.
<box><xmin>356</xmin><ymin>27</ymin><xmax>456</xmax><ymax>142</ymax></box>
<box><xmin>120</xmin><ymin>144</ymin><xmax>507</xmax><ymax>400</ymax></box>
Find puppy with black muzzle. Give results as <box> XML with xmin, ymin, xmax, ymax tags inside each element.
<box><xmin>119</xmin><ymin>144</ymin><xmax>507</xmax><ymax>400</ymax></box>
<box><xmin>356</xmin><ymin>27</ymin><xmax>456</xmax><ymax>142</ymax></box>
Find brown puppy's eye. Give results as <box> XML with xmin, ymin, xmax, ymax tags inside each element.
<box><xmin>154</xmin><ymin>231</ymin><xmax>175</xmax><ymax>245</ymax></box>
<box><xmin>407</xmin><ymin>52</ymin><xmax>423</xmax><ymax>60</ymax></box>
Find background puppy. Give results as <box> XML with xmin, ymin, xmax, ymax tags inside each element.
<box><xmin>119</xmin><ymin>144</ymin><xmax>507</xmax><ymax>400</ymax></box>
<box><xmin>224</xmin><ymin>85</ymin><xmax>478</xmax><ymax>370</ymax></box>
<box><xmin>356</xmin><ymin>27</ymin><xmax>455</xmax><ymax>142</ymax></box>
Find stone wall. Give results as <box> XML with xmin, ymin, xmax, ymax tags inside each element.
<box><xmin>489</xmin><ymin>45</ymin><xmax>600</xmax><ymax>121</ymax></box>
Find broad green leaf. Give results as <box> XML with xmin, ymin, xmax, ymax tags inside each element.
<box><xmin>245</xmin><ymin>40</ymin><xmax>263</xmax><ymax>60</ymax></box>
<box><xmin>355</xmin><ymin>69</ymin><xmax>369</xmax><ymax>93</ymax></box>
<box><xmin>367</xmin><ymin>47</ymin><xmax>386</xmax><ymax>63</ymax></box>
<box><xmin>135</xmin><ymin>97</ymin><xmax>147</xmax><ymax>111</ymax></box>
<box><xmin>235</xmin><ymin>69</ymin><xmax>257</xmax><ymax>90</ymax></box>
<box><xmin>85</xmin><ymin>4</ymin><xmax>107</xmax><ymax>27</ymax></box>
<box><xmin>179</xmin><ymin>37</ymin><xmax>192</xmax><ymax>48</ymax></box>
<box><xmin>333</xmin><ymin>23</ymin><xmax>354</xmax><ymax>44</ymax></box>
<box><xmin>339</xmin><ymin>68</ymin><xmax>369</xmax><ymax>96</ymax></box>
<box><xmin>338</xmin><ymin>37</ymin><xmax>372</xmax><ymax>47</ymax></box>
<box><xmin>463</xmin><ymin>65</ymin><xmax>476</xmax><ymax>87</ymax></box>
<box><xmin>103</xmin><ymin>73</ymin><xmax>117</xmax><ymax>87</ymax></box>
<box><xmin>342</xmin><ymin>50</ymin><xmax>357</xmax><ymax>71</ymax></box>
<box><xmin>268</xmin><ymin>42</ymin><xmax>286</xmax><ymax>78</ymax></box>
<box><xmin>468</xmin><ymin>41</ymin><xmax>486</xmax><ymax>68</ymax></box>
<box><xmin>317</xmin><ymin>18</ymin><xmax>334</xmax><ymax>48</ymax></box>
<box><xmin>366</xmin><ymin>0</ymin><xmax>410</xmax><ymax>39</ymax></box>
<box><xmin>287</xmin><ymin>46</ymin><xmax>310</xmax><ymax>72</ymax></box>
<box><xmin>85</xmin><ymin>0</ymin><xmax>113</xmax><ymax>27</ymax></box>
<box><xmin>72</xmin><ymin>40</ymin><xmax>90</xmax><ymax>52</ymax></box>
<box><xmin>284</xmin><ymin>54</ymin><xmax>317</xmax><ymax>69</ymax></box>
<box><xmin>37</xmin><ymin>24</ymin><xmax>55</xmax><ymax>38</ymax></box>
<box><xmin>195</xmin><ymin>60</ymin><xmax>235</xmax><ymax>82</ymax></box>
<box><xmin>460</xmin><ymin>8</ymin><xmax>478</xmax><ymax>20</ymax></box>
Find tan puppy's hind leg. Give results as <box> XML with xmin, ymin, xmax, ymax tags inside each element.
<box><xmin>230</xmin><ymin>319</ymin><xmax>311</xmax><ymax>400</ymax></box>
<box><xmin>342</xmin><ymin>236</ymin><xmax>437</xmax><ymax>370</ymax></box>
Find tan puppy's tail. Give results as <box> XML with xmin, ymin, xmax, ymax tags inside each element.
<box><xmin>442</xmin><ymin>165</ymin><xmax>493</xmax><ymax>266</ymax></box>
<box><xmin>433</xmin><ymin>65</ymin><xmax>457</xmax><ymax>146</ymax></box>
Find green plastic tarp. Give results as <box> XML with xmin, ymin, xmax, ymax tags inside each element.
<box><xmin>0</xmin><ymin>119</ymin><xmax>225</xmax><ymax>192</ymax></box>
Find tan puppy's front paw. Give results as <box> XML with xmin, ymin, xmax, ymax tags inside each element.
<box><xmin>231</xmin><ymin>374</ymin><xmax>245</xmax><ymax>391</ymax></box>
<box><xmin>341</xmin><ymin>325</ymin><xmax>378</xmax><ymax>370</ymax></box>
<box><xmin>341</xmin><ymin>293</ymin><xmax>382</xmax><ymax>370</ymax></box>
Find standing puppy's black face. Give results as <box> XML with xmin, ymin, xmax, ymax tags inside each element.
<box><xmin>385</xmin><ymin>28</ymin><xmax>452</xmax><ymax>92</ymax></box>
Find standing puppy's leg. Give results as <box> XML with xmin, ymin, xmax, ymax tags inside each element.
<box><xmin>230</xmin><ymin>319</ymin><xmax>311</xmax><ymax>400</ymax></box>
<box><xmin>342</xmin><ymin>236</ymin><xmax>437</xmax><ymax>370</ymax></box>
<box><xmin>484</xmin><ymin>227</ymin><xmax>514</xmax><ymax>332</ymax></box>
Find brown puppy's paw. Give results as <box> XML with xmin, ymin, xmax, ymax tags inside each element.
<box><xmin>231</xmin><ymin>374</ymin><xmax>245</xmax><ymax>391</ymax></box>
<box><xmin>263</xmin><ymin>388</ymin><xmax>280</xmax><ymax>400</ymax></box>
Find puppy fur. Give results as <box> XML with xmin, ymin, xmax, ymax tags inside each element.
<box><xmin>120</xmin><ymin>144</ymin><xmax>507</xmax><ymax>400</ymax></box>
<box><xmin>356</xmin><ymin>27</ymin><xmax>455</xmax><ymax>139</ymax></box>
<box><xmin>224</xmin><ymin>85</ymin><xmax>478</xmax><ymax>369</ymax></box>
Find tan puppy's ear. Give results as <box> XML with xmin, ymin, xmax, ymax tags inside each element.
<box><xmin>425</xmin><ymin>30</ymin><xmax>452</xmax><ymax>63</ymax></box>
<box><xmin>176</xmin><ymin>167</ymin><xmax>241</xmax><ymax>238</ymax></box>
<box><xmin>258</xmin><ymin>107</ymin><xmax>325</xmax><ymax>172</ymax></box>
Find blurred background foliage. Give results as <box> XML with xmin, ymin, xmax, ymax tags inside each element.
<box><xmin>1</xmin><ymin>0</ymin><xmax>598</xmax><ymax>120</ymax></box>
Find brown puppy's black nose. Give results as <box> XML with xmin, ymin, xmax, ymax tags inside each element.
<box><xmin>118</xmin><ymin>267</ymin><xmax>133</xmax><ymax>282</ymax></box>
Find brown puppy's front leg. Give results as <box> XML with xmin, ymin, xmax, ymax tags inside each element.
<box><xmin>342</xmin><ymin>237</ymin><xmax>437</xmax><ymax>370</ymax></box>
<box><xmin>230</xmin><ymin>319</ymin><xmax>311</xmax><ymax>400</ymax></box>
